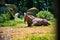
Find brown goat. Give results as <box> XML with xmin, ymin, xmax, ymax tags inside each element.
<box><xmin>24</xmin><ymin>12</ymin><xmax>50</xmax><ymax>26</ymax></box>
<box><xmin>24</xmin><ymin>12</ymin><xmax>33</xmax><ymax>26</ymax></box>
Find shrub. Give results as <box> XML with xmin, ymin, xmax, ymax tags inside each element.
<box><xmin>14</xmin><ymin>15</ymin><xmax>24</xmax><ymax>23</ymax></box>
<box><xmin>0</xmin><ymin>12</ymin><xmax>10</xmax><ymax>23</ymax></box>
<box><xmin>0</xmin><ymin>13</ymin><xmax>24</xmax><ymax>27</ymax></box>
<box><xmin>36</xmin><ymin>11</ymin><xmax>55</xmax><ymax>20</ymax></box>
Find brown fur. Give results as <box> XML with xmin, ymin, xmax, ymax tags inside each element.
<box><xmin>32</xmin><ymin>18</ymin><xmax>50</xmax><ymax>26</ymax></box>
<box><xmin>24</xmin><ymin>12</ymin><xmax>50</xmax><ymax>26</ymax></box>
<box><xmin>24</xmin><ymin>12</ymin><xmax>32</xmax><ymax>26</ymax></box>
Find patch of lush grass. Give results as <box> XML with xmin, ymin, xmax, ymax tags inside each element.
<box><xmin>0</xmin><ymin>18</ymin><xmax>24</xmax><ymax>27</ymax></box>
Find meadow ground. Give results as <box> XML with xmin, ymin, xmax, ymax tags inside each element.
<box><xmin>0</xmin><ymin>22</ymin><xmax>56</xmax><ymax>40</ymax></box>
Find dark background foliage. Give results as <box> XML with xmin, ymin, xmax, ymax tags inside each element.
<box><xmin>0</xmin><ymin>0</ymin><xmax>55</xmax><ymax>14</ymax></box>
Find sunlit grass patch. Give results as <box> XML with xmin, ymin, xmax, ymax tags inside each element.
<box><xmin>0</xmin><ymin>18</ymin><xmax>24</xmax><ymax>27</ymax></box>
<box><xmin>12</xmin><ymin>33</ymin><xmax>56</xmax><ymax>40</ymax></box>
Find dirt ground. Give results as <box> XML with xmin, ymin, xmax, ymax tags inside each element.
<box><xmin>0</xmin><ymin>23</ymin><xmax>56</xmax><ymax>39</ymax></box>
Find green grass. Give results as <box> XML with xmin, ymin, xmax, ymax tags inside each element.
<box><xmin>0</xmin><ymin>19</ymin><xmax>56</xmax><ymax>28</ymax></box>
<box><xmin>0</xmin><ymin>18</ymin><xmax>24</xmax><ymax>27</ymax></box>
<box><xmin>12</xmin><ymin>34</ymin><xmax>56</xmax><ymax>40</ymax></box>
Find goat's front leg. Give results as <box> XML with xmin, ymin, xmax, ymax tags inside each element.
<box><xmin>27</xmin><ymin>22</ymin><xmax>31</xmax><ymax>27</ymax></box>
